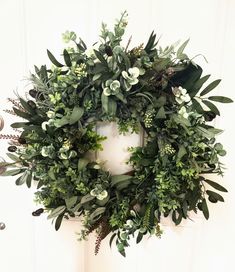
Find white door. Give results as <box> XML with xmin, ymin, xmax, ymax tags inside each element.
<box><xmin>1</xmin><ymin>1</ymin><xmax>235</xmax><ymax>272</ymax></box>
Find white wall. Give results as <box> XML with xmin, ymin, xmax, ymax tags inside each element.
<box><xmin>0</xmin><ymin>1</ymin><xmax>235</xmax><ymax>271</ymax></box>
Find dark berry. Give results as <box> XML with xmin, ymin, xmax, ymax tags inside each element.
<box><xmin>8</xmin><ymin>146</ymin><xmax>17</xmax><ymax>152</ymax></box>
<box><xmin>18</xmin><ymin>137</ymin><xmax>26</xmax><ymax>144</ymax></box>
<box><xmin>204</xmin><ymin>111</ymin><xmax>216</xmax><ymax>122</ymax></box>
<box><xmin>197</xmin><ymin>202</ymin><xmax>203</xmax><ymax>211</ymax></box>
<box><xmin>104</xmin><ymin>45</ymin><xmax>113</xmax><ymax>56</ymax></box>
<box><xmin>208</xmin><ymin>195</ymin><xmax>218</xmax><ymax>203</ymax></box>
<box><xmin>32</xmin><ymin>208</ymin><xmax>44</xmax><ymax>216</ymax></box>
<box><xmin>29</xmin><ymin>89</ymin><xmax>37</xmax><ymax>98</ymax></box>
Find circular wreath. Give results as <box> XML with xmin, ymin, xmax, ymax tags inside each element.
<box><xmin>0</xmin><ymin>12</ymin><xmax>233</xmax><ymax>256</ymax></box>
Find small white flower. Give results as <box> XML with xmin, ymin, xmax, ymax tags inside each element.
<box><xmin>97</xmin><ymin>190</ymin><xmax>108</xmax><ymax>200</ymax></box>
<box><xmin>85</xmin><ymin>48</ymin><xmax>95</xmax><ymax>58</ymax></box>
<box><xmin>124</xmin><ymin>219</ymin><xmax>134</xmax><ymax>229</ymax></box>
<box><xmin>103</xmin><ymin>87</ymin><xmax>111</xmax><ymax>96</ymax></box>
<box><xmin>47</xmin><ymin>111</ymin><xmax>55</xmax><ymax>119</ymax></box>
<box><xmin>172</xmin><ymin>86</ymin><xmax>191</xmax><ymax>104</ymax></box>
<box><xmin>178</xmin><ymin>106</ymin><xmax>189</xmax><ymax>119</ymax></box>
<box><xmin>41</xmin><ymin>121</ymin><xmax>49</xmax><ymax>131</ymax></box>
<box><xmin>122</xmin><ymin>67</ymin><xmax>140</xmax><ymax>86</ymax></box>
<box><xmin>41</xmin><ymin>146</ymin><xmax>49</xmax><ymax>157</ymax></box>
<box><xmin>129</xmin><ymin>67</ymin><xmax>140</xmax><ymax>78</ymax></box>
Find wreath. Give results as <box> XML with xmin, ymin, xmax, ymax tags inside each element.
<box><xmin>0</xmin><ymin>12</ymin><xmax>233</xmax><ymax>256</ymax></box>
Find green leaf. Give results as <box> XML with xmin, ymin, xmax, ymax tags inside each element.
<box><xmin>47</xmin><ymin>206</ymin><xmax>66</xmax><ymax>219</ymax></box>
<box><xmin>90</xmin><ymin>207</ymin><xmax>106</xmax><ymax>221</ymax></box>
<box><xmin>144</xmin><ymin>31</ymin><xmax>156</xmax><ymax>52</ymax></box>
<box><xmin>13</xmin><ymin>107</ymin><xmax>32</xmax><ymax>120</ymax></box>
<box><xmin>201</xmin><ymin>199</ymin><xmax>209</xmax><ymax>220</ymax></box>
<box><xmin>136</xmin><ymin>232</ymin><xmax>143</xmax><ymax>244</ymax></box>
<box><xmin>108</xmin><ymin>98</ymin><xmax>117</xmax><ymax>116</ymax></box>
<box><xmin>69</xmin><ymin>107</ymin><xmax>84</xmax><ymax>125</ymax></box>
<box><xmin>109</xmin><ymin>233</ymin><xmax>117</xmax><ymax>248</ymax></box>
<box><xmin>193</xmin><ymin>75</ymin><xmax>211</xmax><ymax>91</ymax></box>
<box><xmin>206</xmin><ymin>190</ymin><xmax>224</xmax><ymax>202</ymax></box>
<box><xmin>177</xmin><ymin>38</ymin><xmax>190</xmax><ymax>58</ymax></box>
<box><xmin>80</xmin><ymin>194</ymin><xmax>95</xmax><ymax>204</ymax></box>
<box><xmin>111</xmin><ymin>175</ymin><xmax>132</xmax><ymax>187</ymax></box>
<box><xmin>197</xmin><ymin>126</ymin><xmax>215</xmax><ymax>138</ymax></box>
<box><xmin>200</xmin><ymin>79</ymin><xmax>221</xmax><ymax>96</ymax></box>
<box><xmin>26</xmin><ymin>171</ymin><xmax>32</xmax><ymax>188</ymax></box>
<box><xmin>78</xmin><ymin>158</ymin><xmax>89</xmax><ymax>171</ymax></box>
<box><xmin>192</xmin><ymin>98</ymin><xmax>204</xmax><ymax>113</ymax></box>
<box><xmin>177</xmin><ymin>145</ymin><xmax>187</xmax><ymax>161</ymax></box>
<box><xmin>202</xmin><ymin>100</ymin><xmax>220</xmax><ymax>115</ymax></box>
<box><xmin>93</xmin><ymin>50</ymin><xmax>107</xmax><ymax>66</ymax></box>
<box><xmin>6</xmin><ymin>153</ymin><xmax>19</xmax><ymax>161</ymax></box>
<box><xmin>101</xmin><ymin>93</ymin><xmax>109</xmax><ymax>113</ymax></box>
<box><xmin>1</xmin><ymin>169</ymin><xmax>21</xmax><ymax>176</ymax></box>
<box><xmin>156</xmin><ymin>107</ymin><xmax>166</xmax><ymax>119</ymax></box>
<box><xmin>65</xmin><ymin>196</ymin><xmax>78</xmax><ymax>209</ymax></box>
<box><xmin>63</xmin><ymin>49</ymin><xmax>72</xmax><ymax>67</ymax></box>
<box><xmin>15</xmin><ymin>170</ymin><xmax>29</xmax><ymax>185</ymax></box>
<box><xmin>208</xmin><ymin>96</ymin><xmax>233</xmax><ymax>103</ymax></box>
<box><xmin>172</xmin><ymin>209</ymin><xmax>183</xmax><ymax>225</ymax></box>
<box><xmin>47</xmin><ymin>49</ymin><xmax>64</xmax><ymax>67</ymax></box>
<box><xmin>19</xmin><ymin>98</ymin><xmax>36</xmax><ymax>114</ymax></box>
<box><xmin>55</xmin><ymin>214</ymin><xmax>64</xmax><ymax>231</ymax></box>
<box><xmin>11</xmin><ymin>122</ymin><xmax>29</xmax><ymax>128</ymax></box>
<box><xmin>204</xmin><ymin>179</ymin><xmax>227</xmax><ymax>192</ymax></box>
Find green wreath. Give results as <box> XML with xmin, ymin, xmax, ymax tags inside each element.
<box><xmin>0</xmin><ymin>12</ymin><xmax>233</xmax><ymax>256</ymax></box>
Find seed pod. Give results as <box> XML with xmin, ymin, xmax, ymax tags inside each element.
<box><xmin>208</xmin><ymin>195</ymin><xmax>218</xmax><ymax>203</ymax></box>
<box><xmin>204</xmin><ymin>111</ymin><xmax>216</xmax><ymax>122</ymax></box>
<box><xmin>8</xmin><ymin>146</ymin><xmax>17</xmax><ymax>152</ymax></box>
<box><xmin>197</xmin><ymin>202</ymin><xmax>203</xmax><ymax>211</ymax></box>
<box><xmin>104</xmin><ymin>45</ymin><xmax>113</xmax><ymax>56</ymax></box>
<box><xmin>29</xmin><ymin>89</ymin><xmax>37</xmax><ymax>98</ymax></box>
<box><xmin>18</xmin><ymin>137</ymin><xmax>26</xmax><ymax>144</ymax></box>
<box><xmin>32</xmin><ymin>208</ymin><xmax>44</xmax><ymax>216</ymax></box>
<box><xmin>27</xmin><ymin>100</ymin><xmax>36</xmax><ymax>109</ymax></box>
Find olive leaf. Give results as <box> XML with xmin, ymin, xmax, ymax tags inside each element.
<box><xmin>47</xmin><ymin>49</ymin><xmax>64</xmax><ymax>67</ymax></box>
<box><xmin>204</xmin><ymin>179</ymin><xmax>227</xmax><ymax>192</ymax></box>
<box><xmin>208</xmin><ymin>96</ymin><xmax>233</xmax><ymax>103</ymax></box>
<box><xmin>200</xmin><ymin>79</ymin><xmax>221</xmax><ymax>96</ymax></box>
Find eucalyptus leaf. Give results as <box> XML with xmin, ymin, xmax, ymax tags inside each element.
<box><xmin>80</xmin><ymin>194</ymin><xmax>95</xmax><ymax>204</ymax></box>
<box><xmin>156</xmin><ymin>107</ymin><xmax>166</xmax><ymax>119</ymax></box>
<box><xmin>90</xmin><ymin>207</ymin><xmax>106</xmax><ymax>221</ymax></box>
<box><xmin>65</xmin><ymin>196</ymin><xmax>78</xmax><ymax>209</ymax></box>
<box><xmin>111</xmin><ymin>175</ymin><xmax>132</xmax><ymax>187</ymax></box>
<box><xmin>78</xmin><ymin>158</ymin><xmax>89</xmax><ymax>171</ymax></box>
<box><xmin>69</xmin><ymin>107</ymin><xmax>84</xmax><ymax>125</ymax></box>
